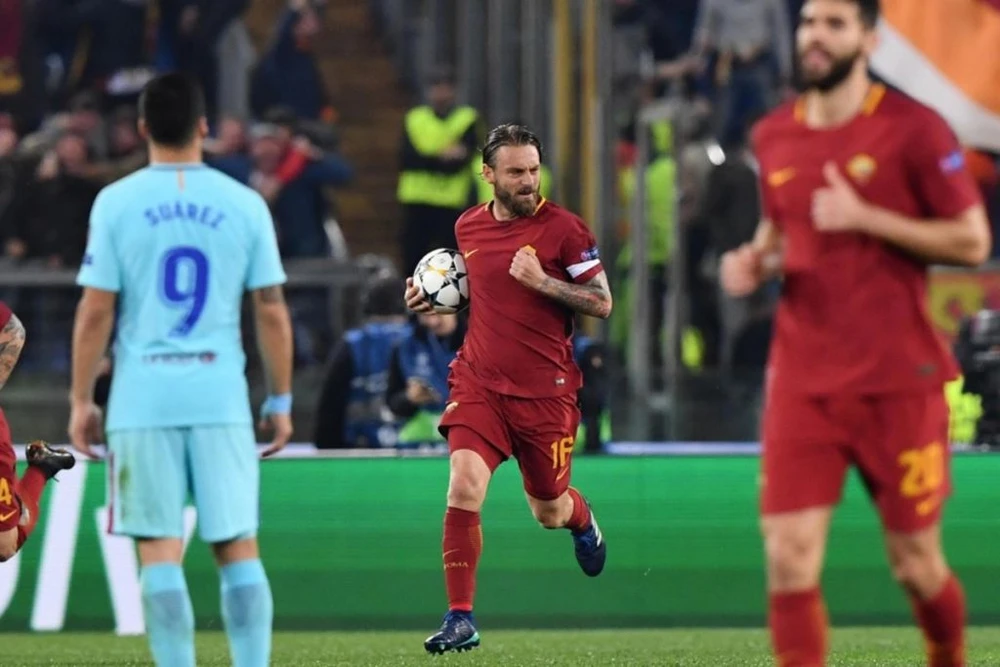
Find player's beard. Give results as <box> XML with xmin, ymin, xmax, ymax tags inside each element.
<box><xmin>797</xmin><ymin>46</ymin><xmax>862</xmax><ymax>93</ymax></box>
<box><xmin>495</xmin><ymin>183</ymin><xmax>539</xmax><ymax>219</ymax></box>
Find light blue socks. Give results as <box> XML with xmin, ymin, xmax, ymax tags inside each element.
<box><xmin>141</xmin><ymin>563</ymin><xmax>195</xmax><ymax>667</ymax></box>
<box><xmin>220</xmin><ymin>559</ymin><xmax>274</xmax><ymax>667</ymax></box>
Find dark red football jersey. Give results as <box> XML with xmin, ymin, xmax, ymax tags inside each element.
<box><xmin>753</xmin><ymin>84</ymin><xmax>984</xmax><ymax>396</ymax></box>
<box><xmin>450</xmin><ymin>198</ymin><xmax>604</xmax><ymax>398</ymax></box>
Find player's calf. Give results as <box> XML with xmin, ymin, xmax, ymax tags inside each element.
<box><xmin>886</xmin><ymin>527</ymin><xmax>966</xmax><ymax>667</ymax></box>
<box><xmin>762</xmin><ymin>509</ymin><xmax>832</xmax><ymax>667</ymax></box>
<box><xmin>527</xmin><ymin>489</ymin><xmax>606</xmax><ymax>577</ymax></box>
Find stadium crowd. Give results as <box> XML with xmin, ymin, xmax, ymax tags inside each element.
<box><xmin>0</xmin><ymin>0</ymin><xmax>353</xmax><ymax>370</ymax></box>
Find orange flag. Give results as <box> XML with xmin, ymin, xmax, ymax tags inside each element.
<box><xmin>872</xmin><ymin>0</ymin><xmax>1000</xmax><ymax>152</ymax></box>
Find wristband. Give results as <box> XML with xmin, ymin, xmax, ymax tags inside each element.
<box><xmin>261</xmin><ymin>393</ymin><xmax>293</xmax><ymax>416</ymax></box>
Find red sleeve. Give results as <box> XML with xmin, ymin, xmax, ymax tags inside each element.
<box><xmin>0</xmin><ymin>301</ymin><xmax>11</xmax><ymax>330</ymax></box>
<box><xmin>559</xmin><ymin>215</ymin><xmax>604</xmax><ymax>284</ymax></box>
<box><xmin>906</xmin><ymin>110</ymin><xmax>983</xmax><ymax>219</ymax></box>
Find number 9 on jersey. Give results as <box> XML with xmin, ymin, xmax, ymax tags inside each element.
<box><xmin>159</xmin><ymin>246</ymin><xmax>210</xmax><ymax>337</ymax></box>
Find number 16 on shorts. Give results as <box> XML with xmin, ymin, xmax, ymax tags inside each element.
<box><xmin>550</xmin><ymin>436</ymin><xmax>574</xmax><ymax>480</ymax></box>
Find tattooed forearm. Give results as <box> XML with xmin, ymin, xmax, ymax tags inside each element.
<box><xmin>0</xmin><ymin>314</ymin><xmax>26</xmax><ymax>390</ymax></box>
<box><xmin>537</xmin><ymin>271</ymin><xmax>613</xmax><ymax>319</ymax></box>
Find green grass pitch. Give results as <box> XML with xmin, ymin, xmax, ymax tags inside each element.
<box><xmin>2</xmin><ymin>628</ymin><xmax>999</xmax><ymax>666</ymax></box>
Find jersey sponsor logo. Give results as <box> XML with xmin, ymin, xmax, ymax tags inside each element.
<box><xmin>463</xmin><ymin>248</ymin><xmax>479</xmax><ymax>260</ymax></box>
<box><xmin>581</xmin><ymin>246</ymin><xmax>600</xmax><ymax>262</ymax></box>
<box><xmin>939</xmin><ymin>150</ymin><xmax>965</xmax><ymax>175</ymax></box>
<box><xmin>142</xmin><ymin>351</ymin><xmax>218</xmax><ymax>364</ymax></box>
<box><xmin>766</xmin><ymin>167</ymin><xmax>797</xmax><ymax>187</ymax></box>
<box><xmin>846</xmin><ymin>153</ymin><xmax>877</xmax><ymax>184</ymax></box>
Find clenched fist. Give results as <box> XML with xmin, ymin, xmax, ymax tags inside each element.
<box><xmin>509</xmin><ymin>246</ymin><xmax>547</xmax><ymax>290</ymax></box>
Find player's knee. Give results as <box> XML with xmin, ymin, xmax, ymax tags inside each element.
<box><xmin>763</xmin><ymin>530</ymin><xmax>822</xmax><ymax>590</ymax></box>
<box><xmin>888</xmin><ymin>537</ymin><xmax>948</xmax><ymax>597</ymax></box>
<box><xmin>531</xmin><ymin>503</ymin><xmax>564</xmax><ymax>529</ymax></box>
<box><xmin>447</xmin><ymin>471</ymin><xmax>488</xmax><ymax>510</ymax></box>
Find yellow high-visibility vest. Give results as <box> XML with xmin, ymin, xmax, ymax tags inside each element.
<box><xmin>397</xmin><ymin>106</ymin><xmax>479</xmax><ymax>208</ymax></box>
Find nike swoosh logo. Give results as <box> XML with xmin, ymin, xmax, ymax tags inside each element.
<box><xmin>463</xmin><ymin>249</ymin><xmax>479</xmax><ymax>260</ymax></box>
<box><xmin>555</xmin><ymin>467</ymin><xmax>569</xmax><ymax>482</ymax></box>
<box><xmin>767</xmin><ymin>167</ymin><xmax>797</xmax><ymax>187</ymax></box>
<box><xmin>0</xmin><ymin>509</ymin><xmax>17</xmax><ymax>522</ymax></box>
<box><xmin>443</xmin><ymin>549</ymin><xmax>460</xmax><ymax>558</ymax></box>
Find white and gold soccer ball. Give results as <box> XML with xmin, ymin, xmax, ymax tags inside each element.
<box><xmin>412</xmin><ymin>248</ymin><xmax>470</xmax><ymax>314</ymax></box>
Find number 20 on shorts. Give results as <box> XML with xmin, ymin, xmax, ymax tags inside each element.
<box><xmin>898</xmin><ymin>441</ymin><xmax>945</xmax><ymax>498</ymax></box>
<box><xmin>550</xmin><ymin>436</ymin><xmax>575</xmax><ymax>469</ymax></box>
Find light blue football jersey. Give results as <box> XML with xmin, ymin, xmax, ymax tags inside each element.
<box><xmin>77</xmin><ymin>163</ymin><xmax>287</xmax><ymax>431</ymax></box>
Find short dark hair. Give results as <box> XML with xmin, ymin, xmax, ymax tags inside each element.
<box><xmin>482</xmin><ymin>124</ymin><xmax>543</xmax><ymax>169</ymax></box>
<box><xmin>138</xmin><ymin>73</ymin><xmax>205</xmax><ymax>148</ymax></box>
<box><xmin>853</xmin><ymin>0</ymin><xmax>879</xmax><ymax>27</ymax></box>
<box><xmin>820</xmin><ymin>0</ymin><xmax>878</xmax><ymax>27</ymax></box>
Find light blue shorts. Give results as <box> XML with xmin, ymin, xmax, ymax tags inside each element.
<box><xmin>106</xmin><ymin>425</ymin><xmax>259</xmax><ymax>543</ymax></box>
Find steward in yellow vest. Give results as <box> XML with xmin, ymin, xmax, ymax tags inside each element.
<box><xmin>397</xmin><ymin>68</ymin><xmax>480</xmax><ymax>273</ymax></box>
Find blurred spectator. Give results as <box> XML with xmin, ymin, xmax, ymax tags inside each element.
<box><xmin>693</xmin><ymin>0</ymin><xmax>792</xmax><ymax>142</ymax></box>
<box><xmin>313</xmin><ymin>274</ymin><xmax>411</xmax><ymax>449</ymax></box>
<box><xmin>204</xmin><ymin>115</ymin><xmax>249</xmax><ymax>157</ymax></box>
<box><xmin>87</xmin><ymin>105</ymin><xmax>147</xmax><ymax>183</ymax></box>
<box><xmin>10</xmin><ymin>130</ymin><xmax>98</xmax><ymax>266</ymax></box>
<box><xmin>701</xmin><ymin>128</ymin><xmax>771</xmax><ymax>374</ymax></box>
<box><xmin>5</xmin><ymin>129</ymin><xmax>100</xmax><ymax>372</ymax></box>
<box><xmin>386</xmin><ymin>311</ymin><xmax>465</xmax><ymax>448</ymax></box>
<box><xmin>574</xmin><ymin>334</ymin><xmax>612</xmax><ymax>453</ymax></box>
<box><xmin>0</xmin><ymin>0</ymin><xmax>46</xmax><ymax>132</ymax></box>
<box><xmin>250</xmin><ymin>0</ymin><xmax>334</xmax><ymax>124</ymax></box>
<box><xmin>160</xmin><ymin>0</ymin><xmax>250</xmax><ymax>124</ymax></box>
<box><xmin>210</xmin><ymin>112</ymin><xmax>352</xmax><ymax>258</ymax></box>
<box><xmin>611</xmin><ymin>122</ymin><xmax>675</xmax><ymax>374</ymax></box>
<box><xmin>397</xmin><ymin>67</ymin><xmax>479</xmax><ymax>274</ymax></box>
<box><xmin>38</xmin><ymin>0</ymin><xmax>154</xmax><ymax>107</ymax></box>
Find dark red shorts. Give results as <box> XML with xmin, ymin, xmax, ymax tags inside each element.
<box><xmin>0</xmin><ymin>414</ymin><xmax>19</xmax><ymax>531</ymax></box>
<box><xmin>439</xmin><ymin>380</ymin><xmax>581</xmax><ymax>501</ymax></box>
<box><xmin>761</xmin><ymin>389</ymin><xmax>951</xmax><ymax>533</ymax></box>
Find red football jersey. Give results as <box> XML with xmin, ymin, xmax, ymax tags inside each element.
<box><xmin>753</xmin><ymin>84</ymin><xmax>983</xmax><ymax>395</ymax></box>
<box><xmin>451</xmin><ymin>198</ymin><xmax>604</xmax><ymax>398</ymax></box>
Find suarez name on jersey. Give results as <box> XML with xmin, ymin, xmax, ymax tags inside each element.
<box><xmin>450</xmin><ymin>199</ymin><xmax>603</xmax><ymax>398</ymax></box>
<box><xmin>753</xmin><ymin>84</ymin><xmax>983</xmax><ymax>396</ymax></box>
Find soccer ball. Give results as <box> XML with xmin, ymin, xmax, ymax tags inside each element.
<box><xmin>413</xmin><ymin>248</ymin><xmax>470</xmax><ymax>314</ymax></box>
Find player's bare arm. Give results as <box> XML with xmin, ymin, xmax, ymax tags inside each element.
<box><xmin>813</xmin><ymin>162</ymin><xmax>991</xmax><ymax>266</ymax></box>
<box><xmin>0</xmin><ymin>313</ymin><xmax>26</xmax><ymax>391</ymax></box>
<box><xmin>537</xmin><ymin>271</ymin><xmax>613</xmax><ymax>320</ymax></box>
<box><xmin>509</xmin><ymin>246</ymin><xmax>612</xmax><ymax>319</ymax></box>
<box><xmin>69</xmin><ymin>288</ymin><xmax>116</xmax><ymax>457</ymax></box>
<box><xmin>720</xmin><ymin>219</ymin><xmax>784</xmax><ymax>297</ymax></box>
<box><xmin>252</xmin><ymin>285</ymin><xmax>294</xmax><ymax>456</ymax></box>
